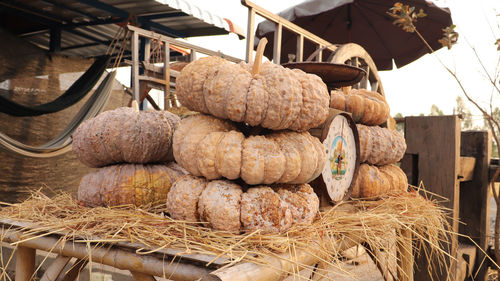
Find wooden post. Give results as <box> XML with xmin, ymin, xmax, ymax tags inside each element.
<box><xmin>397</xmin><ymin>229</ymin><xmax>414</xmax><ymax>281</ymax></box>
<box><xmin>163</xmin><ymin>42</ymin><xmax>170</xmax><ymax>110</ymax></box>
<box><xmin>273</xmin><ymin>22</ymin><xmax>282</xmax><ymax>64</ymax></box>
<box><xmin>245</xmin><ymin>7</ymin><xmax>255</xmax><ymax>63</ymax></box>
<box><xmin>401</xmin><ymin>116</ymin><xmax>460</xmax><ymax>281</ymax></box>
<box><xmin>459</xmin><ymin>131</ymin><xmax>491</xmax><ymax>281</ymax></box>
<box><xmin>15</xmin><ymin>246</ymin><xmax>36</xmax><ymax>281</ymax></box>
<box><xmin>131</xmin><ymin>30</ymin><xmax>140</xmax><ymax>103</ymax></box>
<box><xmin>296</xmin><ymin>34</ymin><xmax>303</xmax><ymax>62</ymax></box>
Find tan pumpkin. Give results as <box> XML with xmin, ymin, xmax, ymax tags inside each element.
<box><xmin>330</xmin><ymin>89</ymin><xmax>389</xmax><ymax>126</ymax></box>
<box><xmin>172</xmin><ymin>114</ymin><xmax>326</xmax><ymax>185</ymax></box>
<box><xmin>357</xmin><ymin>124</ymin><xmax>406</xmax><ymax>165</ymax></box>
<box><xmin>72</xmin><ymin>107</ymin><xmax>180</xmax><ymax>168</ymax></box>
<box><xmin>165</xmin><ymin>176</ymin><xmax>319</xmax><ymax>234</ymax></box>
<box><xmin>351</xmin><ymin>164</ymin><xmax>408</xmax><ymax>198</ymax></box>
<box><xmin>78</xmin><ymin>162</ymin><xmax>187</xmax><ymax>207</ymax></box>
<box><xmin>176</xmin><ymin>56</ymin><xmax>329</xmax><ymax>131</ymax></box>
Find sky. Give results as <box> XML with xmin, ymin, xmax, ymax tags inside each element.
<box><xmin>119</xmin><ymin>0</ymin><xmax>500</xmax><ymax>119</ymax></box>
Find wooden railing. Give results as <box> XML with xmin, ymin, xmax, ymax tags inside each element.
<box><xmin>241</xmin><ymin>0</ymin><xmax>338</xmax><ymax>64</ymax></box>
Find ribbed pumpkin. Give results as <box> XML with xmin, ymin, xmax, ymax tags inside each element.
<box><xmin>351</xmin><ymin>164</ymin><xmax>408</xmax><ymax>198</ymax></box>
<box><xmin>78</xmin><ymin>163</ymin><xmax>187</xmax><ymax>207</ymax></box>
<box><xmin>172</xmin><ymin>114</ymin><xmax>326</xmax><ymax>185</ymax></box>
<box><xmin>165</xmin><ymin>176</ymin><xmax>319</xmax><ymax>234</ymax></box>
<box><xmin>72</xmin><ymin>107</ymin><xmax>180</xmax><ymax>168</ymax></box>
<box><xmin>176</xmin><ymin>57</ymin><xmax>329</xmax><ymax>131</ymax></box>
<box><xmin>330</xmin><ymin>89</ymin><xmax>389</xmax><ymax>126</ymax></box>
<box><xmin>357</xmin><ymin>124</ymin><xmax>406</xmax><ymax>165</ymax></box>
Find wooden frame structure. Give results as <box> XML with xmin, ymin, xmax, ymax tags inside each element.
<box><xmin>1</xmin><ymin>212</ymin><xmax>415</xmax><ymax>281</ymax></box>
<box><xmin>128</xmin><ymin>25</ymin><xmax>241</xmax><ymax>108</ymax></box>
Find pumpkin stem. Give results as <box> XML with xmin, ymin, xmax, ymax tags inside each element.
<box><xmin>251</xmin><ymin>37</ymin><xmax>268</xmax><ymax>76</ymax></box>
<box><xmin>131</xmin><ymin>100</ymin><xmax>140</xmax><ymax>111</ymax></box>
<box><xmin>342</xmin><ymin>86</ymin><xmax>352</xmax><ymax>95</ymax></box>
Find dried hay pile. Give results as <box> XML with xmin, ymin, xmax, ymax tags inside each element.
<box><xmin>0</xmin><ymin>187</ymin><xmax>451</xmax><ymax>279</ymax></box>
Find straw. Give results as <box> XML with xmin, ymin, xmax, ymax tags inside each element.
<box><xmin>0</xmin><ymin>186</ymin><xmax>452</xmax><ymax>279</ymax></box>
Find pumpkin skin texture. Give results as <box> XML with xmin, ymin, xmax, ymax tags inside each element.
<box><xmin>166</xmin><ymin>175</ymin><xmax>207</xmax><ymax>222</ymax></box>
<box><xmin>173</xmin><ymin>114</ymin><xmax>326</xmax><ymax>185</ymax></box>
<box><xmin>240</xmin><ymin>186</ymin><xmax>293</xmax><ymax>234</ymax></box>
<box><xmin>72</xmin><ymin>107</ymin><xmax>180</xmax><ymax>168</ymax></box>
<box><xmin>330</xmin><ymin>89</ymin><xmax>389</xmax><ymax>126</ymax></box>
<box><xmin>351</xmin><ymin>164</ymin><xmax>408</xmax><ymax>198</ymax></box>
<box><xmin>78</xmin><ymin>163</ymin><xmax>187</xmax><ymax>207</ymax></box>
<box><xmin>276</xmin><ymin>184</ymin><xmax>319</xmax><ymax>225</ymax></box>
<box><xmin>198</xmin><ymin>180</ymin><xmax>243</xmax><ymax>233</ymax></box>
<box><xmin>176</xmin><ymin>56</ymin><xmax>329</xmax><ymax>131</ymax></box>
<box><xmin>357</xmin><ymin>124</ymin><xmax>406</xmax><ymax>165</ymax></box>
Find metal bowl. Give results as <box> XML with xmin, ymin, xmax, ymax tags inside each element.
<box><xmin>281</xmin><ymin>62</ymin><xmax>366</xmax><ymax>88</ymax></box>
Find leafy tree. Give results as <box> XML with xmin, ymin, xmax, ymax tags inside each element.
<box><xmin>394</xmin><ymin>112</ymin><xmax>404</xmax><ymax>133</ymax></box>
<box><xmin>455</xmin><ymin>96</ymin><xmax>473</xmax><ymax>130</ymax></box>
<box><xmin>429</xmin><ymin>104</ymin><xmax>444</xmax><ymax>116</ymax></box>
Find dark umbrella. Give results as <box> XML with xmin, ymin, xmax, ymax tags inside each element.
<box><xmin>255</xmin><ymin>0</ymin><xmax>452</xmax><ymax>70</ymax></box>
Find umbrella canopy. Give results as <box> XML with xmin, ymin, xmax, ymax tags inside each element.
<box><xmin>255</xmin><ymin>0</ymin><xmax>452</xmax><ymax>70</ymax></box>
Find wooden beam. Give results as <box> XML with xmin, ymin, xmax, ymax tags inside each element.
<box><xmin>15</xmin><ymin>246</ymin><xmax>36</xmax><ymax>281</ymax></box>
<box><xmin>458</xmin><ymin>156</ymin><xmax>476</xmax><ymax>182</ymax></box>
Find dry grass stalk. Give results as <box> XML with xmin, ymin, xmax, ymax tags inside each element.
<box><xmin>0</xmin><ymin>186</ymin><xmax>451</xmax><ymax>279</ymax></box>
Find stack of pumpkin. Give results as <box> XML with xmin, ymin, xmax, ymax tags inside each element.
<box><xmin>73</xmin><ymin>107</ymin><xmax>188</xmax><ymax>207</ymax></box>
<box><xmin>330</xmin><ymin>88</ymin><xmax>408</xmax><ymax>198</ymax></box>
<box><xmin>166</xmin><ymin>52</ymin><xmax>331</xmax><ymax>233</ymax></box>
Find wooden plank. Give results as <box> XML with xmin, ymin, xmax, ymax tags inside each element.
<box><xmin>458</xmin><ymin>156</ymin><xmax>476</xmax><ymax>182</ymax></box>
<box><xmin>403</xmin><ymin>116</ymin><xmax>460</xmax><ymax>281</ymax></box>
<box><xmin>459</xmin><ymin>131</ymin><xmax>491</xmax><ymax>281</ymax></box>
<box><xmin>15</xmin><ymin>246</ymin><xmax>36</xmax><ymax>281</ymax></box>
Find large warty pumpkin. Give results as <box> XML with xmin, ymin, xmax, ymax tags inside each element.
<box><xmin>166</xmin><ymin>176</ymin><xmax>319</xmax><ymax>234</ymax></box>
<box><xmin>72</xmin><ymin>107</ymin><xmax>180</xmax><ymax>168</ymax></box>
<box><xmin>175</xmin><ymin>56</ymin><xmax>330</xmax><ymax>131</ymax></box>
